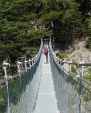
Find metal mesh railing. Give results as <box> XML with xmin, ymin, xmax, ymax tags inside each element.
<box><xmin>0</xmin><ymin>39</ymin><xmax>43</xmax><ymax>113</ymax></box>
<box><xmin>49</xmin><ymin>39</ymin><xmax>91</xmax><ymax>113</ymax></box>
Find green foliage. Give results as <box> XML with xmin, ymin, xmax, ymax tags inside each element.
<box><xmin>0</xmin><ymin>0</ymin><xmax>90</xmax><ymax>63</ymax></box>
<box><xmin>22</xmin><ymin>47</ymin><xmax>39</xmax><ymax>58</ymax></box>
<box><xmin>28</xmin><ymin>47</ymin><xmax>38</xmax><ymax>57</ymax></box>
<box><xmin>85</xmin><ymin>17</ymin><xmax>91</xmax><ymax>35</ymax></box>
<box><xmin>76</xmin><ymin>0</ymin><xmax>91</xmax><ymax>16</ymax></box>
<box><xmin>83</xmin><ymin>91</ymin><xmax>91</xmax><ymax>102</ymax></box>
<box><xmin>0</xmin><ymin>0</ymin><xmax>42</xmax><ymax>63</ymax></box>
<box><xmin>85</xmin><ymin>17</ymin><xmax>91</xmax><ymax>49</ymax></box>
<box><xmin>71</xmin><ymin>65</ymin><xmax>77</xmax><ymax>73</ymax></box>
<box><xmin>0</xmin><ymin>88</ymin><xmax>7</xmax><ymax>113</ymax></box>
<box><xmin>84</xmin><ymin>68</ymin><xmax>91</xmax><ymax>81</ymax></box>
<box><xmin>40</xmin><ymin>11</ymin><xmax>63</xmax><ymax>22</ymax></box>
<box><xmin>56</xmin><ymin>52</ymin><xmax>68</xmax><ymax>59</ymax></box>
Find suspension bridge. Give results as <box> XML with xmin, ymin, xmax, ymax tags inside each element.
<box><xmin>2</xmin><ymin>39</ymin><xmax>91</xmax><ymax>113</ymax></box>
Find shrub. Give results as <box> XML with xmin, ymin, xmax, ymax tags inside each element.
<box><xmin>56</xmin><ymin>52</ymin><xmax>68</xmax><ymax>59</ymax></box>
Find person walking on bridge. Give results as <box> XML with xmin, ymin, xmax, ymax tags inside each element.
<box><xmin>43</xmin><ymin>46</ymin><xmax>48</xmax><ymax>63</ymax></box>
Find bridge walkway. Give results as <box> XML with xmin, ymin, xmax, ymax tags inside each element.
<box><xmin>33</xmin><ymin>53</ymin><xmax>59</xmax><ymax>113</ymax></box>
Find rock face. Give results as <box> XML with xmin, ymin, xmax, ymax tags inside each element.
<box><xmin>69</xmin><ymin>41</ymin><xmax>91</xmax><ymax>63</ymax></box>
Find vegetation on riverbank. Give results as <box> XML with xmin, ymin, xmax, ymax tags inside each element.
<box><xmin>0</xmin><ymin>0</ymin><xmax>91</xmax><ymax>64</ymax></box>
<box><xmin>84</xmin><ymin>68</ymin><xmax>91</xmax><ymax>81</ymax></box>
<box><xmin>0</xmin><ymin>87</ymin><xmax>6</xmax><ymax>113</ymax></box>
<box><xmin>56</xmin><ymin>52</ymin><xmax>68</xmax><ymax>59</ymax></box>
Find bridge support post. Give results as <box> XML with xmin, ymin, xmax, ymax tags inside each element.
<box><xmin>17</xmin><ymin>61</ymin><xmax>22</xmax><ymax>76</ymax></box>
<box><xmin>24</xmin><ymin>57</ymin><xmax>28</xmax><ymax>72</ymax></box>
<box><xmin>76</xmin><ymin>73</ymin><xmax>81</xmax><ymax>113</ymax></box>
<box><xmin>77</xmin><ymin>62</ymin><xmax>84</xmax><ymax>113</ymax></box>
<box><xmin>69</xmin><ymin>64</ymin><xmax>71</xmax><ymax>73</ymax></box>
<box><xmin>29</xmin><ymin>59</ymin><xmax>31</xmax><ymax>69</ymax></box>
<box><xmin>3</xmin><ymin>61</ymin><xmax>10</xmax><ymax>113</ymax></box>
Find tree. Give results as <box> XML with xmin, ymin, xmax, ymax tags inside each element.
<box><xmin>76</xmin><ymin>0</ymin><xmax>91</xmax><ymax>16</ymax></box>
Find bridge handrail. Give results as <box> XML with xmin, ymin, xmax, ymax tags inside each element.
<box><xmin>17</xmin><ymin>38</ymin><xmax>43</xmax><ymax>69</ymax></box>
<box><xmin>0</xmin><ymin>39</ymin><xmax>43</xmax><ymax>87</ymax></box>
<box><xmin>49</xmin><ymin>40</ymin><xmax>91</xmax><ymax>93</ymax></box>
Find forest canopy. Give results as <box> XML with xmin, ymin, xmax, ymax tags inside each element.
<box><xmin>0</xmin><ymin>0</ymin><xmax>91</xmax><ymax>62</ymax></box>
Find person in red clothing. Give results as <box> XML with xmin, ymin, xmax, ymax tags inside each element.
<box><xmin>44</xmin><ymin>46</ymin><xmax>48</xmax><ymax>63</ymax></box>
